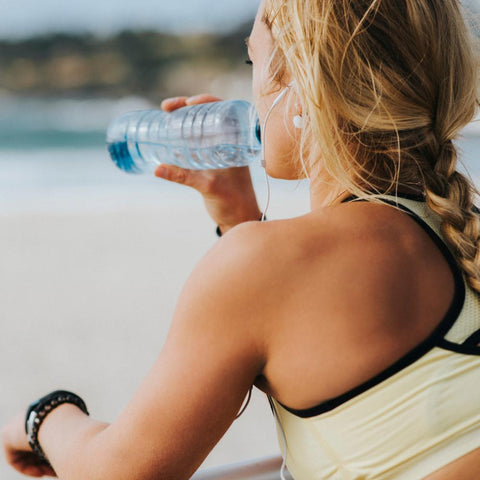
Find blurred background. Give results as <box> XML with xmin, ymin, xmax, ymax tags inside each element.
<box><xmin>0</xmin><ymin>0</ymin><xmax>480</xmax><ymax>478</ymax></box>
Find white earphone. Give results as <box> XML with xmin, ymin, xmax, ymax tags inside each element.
<box><xmin>261</xmin><ymin>81</ymin><xmax>301</xmax><ymax>167</ymax></box>
<box><xmin>293</xmin><ymin>114</ymin><xmax>304</xmax><ymax>129</ymax></box>
<box><xmin>270</xmin><ymin>81</ymin><xmax>294</xmax><ymax>108</ymax></box>
<box><xmin>259</xmin><ymin>81</ymin><xmax>303</xmax><ymax>226</ymax></box>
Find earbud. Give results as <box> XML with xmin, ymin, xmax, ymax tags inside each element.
<box><xmin>293</xmin><ymin>115</ymin><xmax>304</xmax><ymax>129</ymax></box>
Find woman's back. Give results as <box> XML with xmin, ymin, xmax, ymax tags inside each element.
<box><xmin>248</xmin><ymin>194</ymin><xmax>480</xmax><ymax>479</ymax></box>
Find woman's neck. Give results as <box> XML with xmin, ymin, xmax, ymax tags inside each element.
<box><xmin>309</xmin><ymin>180</ymin><xmax>425</xmax><ymax>211</ymax></box>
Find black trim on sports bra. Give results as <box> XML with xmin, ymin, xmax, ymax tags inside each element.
<box><xmin>437</xmin><ymin>337</ymin><xmax>480</xmax><ymax>356</ymax></box>
<box><xmin>277</xmin><ymin>196</ymin><xmax>466</xmax><ymax>418</ymax></box>
<box><xmin>342</xmin><ymin>191</ymin><xmax>427</xmax><ymax>203</ymax></box>
<box><xmin>463</xmin><ymin>329</ymin><xmax>480</xmax><ymax>348</ymax></box>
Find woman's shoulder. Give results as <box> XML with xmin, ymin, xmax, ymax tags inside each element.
<box><xmin>217</xmin><ymin>200</ymin><xmax>419</xmax><ymax>260</ymax></box>
<box><xmin>213</xmin><ymin>201</ymin><xmax>449</xmax><ymax>322</ymax></box>
<box><xmin>178</xmin><ymin>201</ymin><xmax>450</xmax><ymax>367</ymax></box>
<box><xmin>208</xmin><ymin>201</ymin><xmax>421</xmax><ymax>295</ymax></box>
<box><xmin>187</xmin><ymin>199</ymin><xmax>444</xmax><ymax>326</ymax></box>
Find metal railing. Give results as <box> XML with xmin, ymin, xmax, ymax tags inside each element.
<box><xmin>192</xmin><ymin>456</ymin><xmax>293</xmax><ymax>480</ymax></box>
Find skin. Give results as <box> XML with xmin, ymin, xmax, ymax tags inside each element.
<box><xmin>2</xmin><ymin>2</ymin><xmax>480</xmax><ymax>479</ymax></box>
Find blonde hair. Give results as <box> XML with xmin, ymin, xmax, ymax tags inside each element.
<box><xmin>264</xmin><ymin>0</ymin><xmax>480</xmax><ymax>293</ymax></box>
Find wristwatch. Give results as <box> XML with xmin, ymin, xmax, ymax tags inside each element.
<box><xmin>25</xmin><ymin>390</ymin><xmax>89</xmax><ymax>462</ymax></box>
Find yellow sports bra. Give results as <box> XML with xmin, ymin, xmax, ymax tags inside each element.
<box><xmin>269</xmin><ymin>194</ymin><xmax>480</xmax><ymax>480</ymax></box>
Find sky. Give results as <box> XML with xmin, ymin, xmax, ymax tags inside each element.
<box><xmin>1</xmin><ymin>0</ymin><xmax>480</xmax><ymax>41</ymax></box>
<box><xmin>0</xmin><ymin>0</ymin><xmax>261</xmax><ymax>39</ymax></box>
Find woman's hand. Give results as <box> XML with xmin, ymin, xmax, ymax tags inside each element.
<box><xmin>155</xmin><ymin>94</ymin><xmax>262</xmax><ymax>235</ymax></box>
<box><xmin>1</xmin><ymin>412</ymin><xmax>56</xmax><ymax>477</ymax></box>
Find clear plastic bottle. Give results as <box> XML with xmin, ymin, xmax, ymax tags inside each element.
<box><xmin>106</xmin><ymin>100</ymin><xmax>261</xmax><ymax>173</ymax></box>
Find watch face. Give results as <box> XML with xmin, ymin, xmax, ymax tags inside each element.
<box><xmin>26</xmin><ymin>411</ymin><xmax>38</xmax><ymax>444</ymax></box>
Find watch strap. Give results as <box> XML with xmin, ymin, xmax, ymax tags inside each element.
<box><xmin>25</xmin><ymin>390</ymin><xmax>89</xmax><ymax>463</ymax></box>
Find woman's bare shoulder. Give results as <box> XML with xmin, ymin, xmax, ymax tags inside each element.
<box><xmin>209</xmin><ymin>202</ymin><xmax>417</xmax><ymax>278</ymax></box>
<box><xmin>220</xmin><ymin>202</ymin><xmax>416</xmax><ymax>260</ymax></box>
<box><xmin>186</xmin><ymin>201</ymin><xmax>438</xmax><ymax>329</ymax></box>
<box><xmin>225</xmin><ymin>202</ymin><xmax>447</xmax><ymax>322</ymax></box>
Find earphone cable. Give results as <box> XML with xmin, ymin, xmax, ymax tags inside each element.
<box><xmin>262</xmin><ymin>169</ymin><xmax>271</xmax><ymax>222</ymax></box>
<box><xmin>260</xmin><ymin>84</ymin><xmax>293</xmax><ymax>220</ymax></box>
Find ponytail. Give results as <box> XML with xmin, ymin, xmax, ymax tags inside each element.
<box><xmin>424</xmin><ymin>137</ymin><xmax>480</xmax><ymax>293</ymax></box>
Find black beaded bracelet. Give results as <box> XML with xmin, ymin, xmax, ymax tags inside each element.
<box><xmin>216</xmin><ymin>214</ymin><xmax>266</xmax><ymax>237</ymax></box>
<box><xmin>25</xmin><ymin>390</ymin><xmax>89</xmax><ymax>463</ymax></box>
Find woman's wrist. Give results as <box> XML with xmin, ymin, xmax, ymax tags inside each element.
<box><xmin>25</xmin><ymin>390</ymin><xmax>89</xmax><ymax>463</ymax></box>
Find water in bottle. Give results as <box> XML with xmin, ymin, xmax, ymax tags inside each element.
<box><xmin>106</xmin><ymin>100</ymin><xmax>261</xmax><ymax>173</ymax></box>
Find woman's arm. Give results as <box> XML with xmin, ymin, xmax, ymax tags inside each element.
<box><xmin>2</xmin><ymin>222</ymin><xmax>269</xmax><ymax>480</ymax></box>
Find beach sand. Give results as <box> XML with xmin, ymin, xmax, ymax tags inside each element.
<box><xmin>0</xmin><ymin>181</ymin><xmax>310</xmax><ymax>479</ymax></box>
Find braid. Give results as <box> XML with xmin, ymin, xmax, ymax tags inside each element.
<box><xmin>424</xmin><ymin>135</ymin><xmax>480</xmax><ymax>293</ymax></box>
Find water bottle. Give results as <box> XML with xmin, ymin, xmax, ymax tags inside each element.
<box><xmin>106</xmin><ymin>100</ymin><xmax>261</xmax><ymax>173</ymax></box>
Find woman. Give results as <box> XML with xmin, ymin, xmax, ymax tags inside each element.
<box><xmin>3</xmin><ymin>0</ymin><xmax>480</xmax><ymax>478</ymax></box>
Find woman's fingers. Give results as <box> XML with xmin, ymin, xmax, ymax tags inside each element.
<box><xmin>155</xmin><ymin>165</ymin><xmax>197</xmax><ymax>188</ymax></box>
<box><xmin>155</xmin><ymin>165</ymin><xmax>222</xmax><ymax>195</ymax></box>
<box><xmin>161</xmin><ymin>94</ymin><xmax>222</xmax><ymax>112</ymax></box>
<box><xmin>156</xmin><ymin>93</ymin><xmax>224</xmax><ymax>192</ymax></box>
<box><xmin>185</xmin><ymin>94</ymin><xmax>222</xmax><ymax>105</ymax></box>
<box><xmin>5</xmin><ymin>449</ymin><xmax>56</xmax><ymax>477</ymax></box>
<box><xmin>161</xmin><ymin>96</ymin><xmax>189</xmax><ymax>112</ymax></box>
